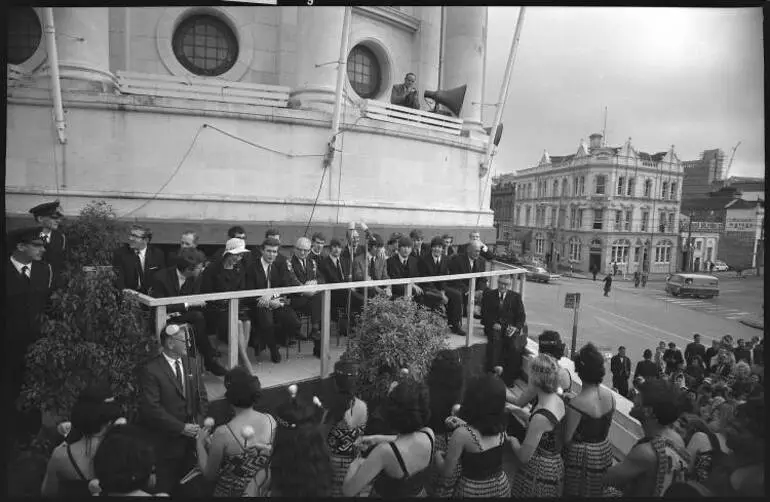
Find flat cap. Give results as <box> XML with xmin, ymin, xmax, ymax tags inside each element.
<box><xmin>8</xmin><ymin>227</ymin><xmax>46</xmax><ymax>246</ymax></box>
<box><xmin>29</xmin><ymin>200</ymin><xmax>63</xmax><ymax>218</ymax></box>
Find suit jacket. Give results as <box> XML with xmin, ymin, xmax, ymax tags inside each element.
<box><xmin>308</xmin><ymin>250</ymin><xmax>326</xmax><ymax>270</ymax></box>
<box><xmin>611</xmin><ymin>355</ymin><xmax>632</xmax><ymax>379</ymax></box>
<box><xmin>418</xmin><ymin>254</ymin><xmax>451</xmax><ymax>292</ymax></box>
<box><xmin>251</xmin><ymin>257</ymin><xmax>297</xmax><ymax>291</ymax></box>
<box><xmin>37</xmin><ymin>228</ymin><xmax>66</xmax><ymax>275</ymax></box>
<box><xmin>458</xmin><ymin>242</ymin><xmax>495</xmax><ymax>261</ymax></box>
<box><xmin>410</xmin><ymin>243</ymin><xmax>430</xmax><ymax>261</ymax></box>
<box><xmin>446</xmin><ymin>254</ymin><xmax>488</xmax><ymax>294</ymax></box>
<box><xmin>341</xmin><ymin>244</ymin><xmax>366</xmax><ymax>263</ymax></box>
<box><xmin>352</xmin><ymin>253</ymin><xmax>390</xmax><ymax>297</ymax></box>
<box><xmin>480</xmin><ymin>289</ymin><xmax>525</xmax><ymax>330</ymax></box>
<box><xmin>138</xmin><ymin>354</ymin><xmax>208</xmax><ymax>457</ymax></box>
<box><xmin>149</xmin><ymin>266</ymin><xmax>202</xmax><ymax>314</ymax></box>
<box><xmin>386</xmin><ymin>254</ymin><xmax>421</xmax><ymax>298</ymax></box>
<box><xmin>5</xmin><ymin>259</ymin><xmax>52</xmax><ymax>352</ymax></box>
<box><xmin>112</xmin><ymin>244</ymin><xmax>166</xmax><ymax>293</ymax></box>
<box><xmin>319</xmin><ymin>255</ymin><xmax>352</xmax><ymax>284</ymax></box>
<box><xmin>289</xmin><ymin>254</ymin><xmax>324</xmax><ymax>285</ymax></box>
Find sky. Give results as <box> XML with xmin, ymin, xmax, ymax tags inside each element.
<box><xmin>483</xmin><ymin>7</ymin><xmax>764</xmax><ymax>179</ymax></box>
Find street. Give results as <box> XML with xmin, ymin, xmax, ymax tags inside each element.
<box><xmin>521</xmin><ymin>275</ymin><xmax>763</xmax><ymax>387</ymax></box>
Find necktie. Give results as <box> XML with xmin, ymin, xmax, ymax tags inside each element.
<box><xmin>470</xmin><ymin>259</ymin><xmax>475</xmax><ymax>271</ymax></box>
<box><xmin>336</xmin><ymin>260</ymin><xmax>343</xmax><ymax>280</ymax></box>
<box><xmin>435</xmin><ymin>258</ymin><xmax>440</xmax><ymax>269</ymax></box>
<box><xmin>21</xmin><ymin>265</ymin><xmax>31</xmax><ymax>281</ymax></box>
<box><xmin>299</xmin><ymin>258</ymin><xmax>306</xmax><ymax>275</ymax></box>
<box><xmin>267</xmin><ymin>264</ymin><xmax>272</xmax><ymax>288</ymax></box>
<box><xmin>174</xmin><ymin>359</ymin><xmax>184</xmax><ymax>394</ymax></box>
<box><xmin>180</xmin><ymin>278</ymin><xmax>194</xmax><ymax>295</ymax></box>
<box><xmin>135</xmin><ymin>250</ymin><xmax>144</xmax><ymax>286</ymax></box>
<box><xmin>499</xmin><ymin>292</ymin><xmax>505</xmax><ymax>308</ymax></box>
<box><xmin>369</xmin><ymin>257</ymin><xmax>376</xmax><ymax>279</ymax></box>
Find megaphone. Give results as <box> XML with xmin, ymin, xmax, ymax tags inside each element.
<box><xmin>484</xmin><ymin>123</ymin><xmax>504</xmax><ymax>147</ymax></box>
<box><xmin>424</xmin><ymin>85</ymin><xmax>467</xmax><ymax>117</ymax></box>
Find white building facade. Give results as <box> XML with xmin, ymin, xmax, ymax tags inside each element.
<box><xmin>511</xmin><ymin>134</ymin><xmax>684</xmax><ymax>275</ymax></box>
<box><xmin>6</xmin><ymin>6</ymin><xmax>496</xmax><ymax>244</ymax></box>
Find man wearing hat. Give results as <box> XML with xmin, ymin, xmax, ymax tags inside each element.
<box><xmin>30</xmin><ymin>200</ymin><xmax>67</xmax><ymax>279</ymax></box>
<box><xmin>112</xmin><ymin>224</ymin><xmax>166</xmax><ymax>293</ymax></box>
<box><xmin>6</xmin><ymin>227</ymin><xmax>53</xmax><ymax>440</ymax></box>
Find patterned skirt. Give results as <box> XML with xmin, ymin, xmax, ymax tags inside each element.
<box><xmin>428</xmin><ymin>433</ymin><xmax>461</xmax><ymax>497</ymax></box>
<box><xmin>454</xmin><ymin>471</ymin><xmax>510</xmax><ymax>498</ymax></box>
<box><xmin>563</xmin><ymin>439</ymin><xmax>612</xmax><ymax>497</ymax></box>
<box><xmin>511</xmin><ymin>449</ymin><xmax>564</xmax><ymax>498</ymax></box>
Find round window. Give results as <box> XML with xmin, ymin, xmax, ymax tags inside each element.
<box><xmin>172</xmin><ymin>15</ymin><xmax>239</xmax><ymax>77</ymax></box>
<box><xmin>347</xmin><ymin>44</ymin><xmax>382</xmax><ymax>99</ymax></box>
<box><xmin>7</xmin><ymin>7</ymin><xmax>42</xmax><ymax>65</ymax></box>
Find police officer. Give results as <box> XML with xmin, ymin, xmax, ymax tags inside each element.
<box><xmin>30</xmin><ymin>200</ymin><xmax>67</xmax><ymax>282</ymax></box>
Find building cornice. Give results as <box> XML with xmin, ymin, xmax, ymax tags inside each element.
<box><xmin>353</xmin><ymin>6</ymin><xmax>421</xmax><ymax>33</ymax></box>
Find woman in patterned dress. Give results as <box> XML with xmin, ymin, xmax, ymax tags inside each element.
<box><xmin>325</xmin><ymin>359</ymin><xmax>368</xmax><ymax>497</ymax></box>
<box><xmin>425</xmin><ymin>349</ymin><xmax>464</xmax><ymax>497</ymax></box>
<box><xmin>510</xmin><ymin>354</ymin><xmax>566</xmax><ymax>497</ymax></box>
<box><xmin>195</xmin><ymin>367</ymin><xmax>275</xmax><ymax>496</ymax></box>
<box><xmin>562</xmin><ymin>343</ymin><xmax>615</xmax><ymax>497</ymax></box>
<box><xmin>433</xmin><ymin>374</ymin><xmax>511</xmax><ymax>497</ymax></box>
<box><xmin>684</xmin><ymin>411</ymin><xmax>731</xmax><ymax>483</ymax></box>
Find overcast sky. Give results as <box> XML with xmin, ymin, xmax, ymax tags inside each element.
<box><xmin>483</xmin><ymin>7</ymin><xmax>764</xmax><ymax>179</ymax></box>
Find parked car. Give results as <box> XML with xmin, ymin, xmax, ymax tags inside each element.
<box><xmin>712</xmin><ymin>260</ymin><xmax>729</xmax><ymax>272</ymax></box>
<box><xmin>523</xmin><ymin>264</ymin><xmax>560</xmax><ymax>283</ymax></box>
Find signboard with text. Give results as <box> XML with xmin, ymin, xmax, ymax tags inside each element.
<box><xmin>564</xmin><ymin>292</ymin><xmax>581</xmax><ymax>309</ymax></box>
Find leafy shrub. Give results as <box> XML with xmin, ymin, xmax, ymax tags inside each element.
<box><xmin>19</xmin><ymin>201</ymin><xmax>156</xmax><ymax>426</ymax></box>
<box><xmin>342</xmin><ymin>296</ymin><xmax>450</xmax><ymax>406</ymax></box>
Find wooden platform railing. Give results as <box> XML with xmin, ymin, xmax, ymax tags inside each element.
<box><xmin>362</xmin><ymin>99</ymin><xmax>464</xmax><ymax>135</ymax></box>
<box><xmin>125</xmin><ymin>266</ymin><xmax>526</xmax><ymax>378</ymax></box>
<box><xmin>116</xmin><ymin>71</ymin><xmax>290</xmax><ymax>108</ymax></box>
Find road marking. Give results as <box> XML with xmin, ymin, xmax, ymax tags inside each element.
<box><xmin>585</xmin><ymin>304</ymin><xmax>693</xmax><ymax>343</ymax></box>
<box><xmin>594</xmin><ymin>315</ymin><xmax>662</xmax><ymax>344</ymax></box>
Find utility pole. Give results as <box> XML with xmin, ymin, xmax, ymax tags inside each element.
<box><xmin>686</xmin><ymin>209</ymin><xmax>694</xmax><ymax>272</ymax></box>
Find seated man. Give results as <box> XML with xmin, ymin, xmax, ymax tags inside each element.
<box><xmin>442</xmin><ymin>233</ymin><xmax>456</xmax><ymax>256</ymax></box>
<box><xmin>308</xmin><ymin>232</ymin><xmax>327</xmax><ymax>268</ymax></box>
<box><xmin>287</xmin><ymin>237</ymin><xmax>323</xmax><ymax>357</ymax></box>
<box><xmin>480</xmin><ymin>275</ymin><xmax>526</xmax><ymax>379</ymax></box>
<box><xmin>112</xmin><ymin>224</ymin><xmax>166</xmax><ymax>294</ymax></box>
<box><xmin>408</xmin><ymin>229</ymin><xmax>429</xmax><ymax>260</ymax></box>
<box><xmin>351</xmin><ymin>233</ymin><xmax>391</xmax><ymax>310</ymax></box>
<box><xmin>390</xmin><ymin>72</ymin><xmax>420</xmax><ymax>110</ymax></box>
<box><xmin>419</xmin><ymin>236</ymin><xmax>465</xmax><ymax>336</ymax></box>
<box><xmin>319</xmin><ymin>238</ymin><xmax>353</xmax><ymax>335</ymax></box>
<box><xmin>149</xmin><ymin>248</ymin><xmax>226</xmax><ymax>376</ymax></box>
<box><xmin>166</xmin><ymin>230</ymin><xmax>199</xmax><ymax>266</ymax></box>
<box><xmin>386</xmin><ymin>236</ymin><xmax>424</xmax><ymax>301</ymax></box>
<box><xmin>446</xmin><ymin>240</ymin><xmax>488</xmax><ymax>316</ymax></box>
<box><xmin>385</xmin><ymin>232</ymin><xmax>403</xmax><ymax>258</ymax></box>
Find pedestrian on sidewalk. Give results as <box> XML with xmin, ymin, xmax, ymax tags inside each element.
<box><xmin>602</xmin><ymin>274</ymin><xmax>612</xmax><ymax>297</ymax></box>
<box><xmin>590</xmin><ymin>264</ymin><xmax>598</xmax><ymax>281</ymax></box>
<box><xmin>633</xmin><ymin>271</ymin><xmax>640</xmax><ymax>288</ymax></box>
<box><xmin>610</xmin><ymin>346</ymin><xmax>632</xmax><ymax>397</ymax></box>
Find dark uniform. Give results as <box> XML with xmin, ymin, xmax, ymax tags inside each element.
<box><xmin>29</xmin><ymin>201</ymin><xmax>67</xmax><ymax>285</ymax></box>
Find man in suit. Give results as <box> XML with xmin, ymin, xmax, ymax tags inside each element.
<box><xmin>30</xmin><ymin>200</ymin><xmax>67</xmax><ymax>283</ymax></box>
<box><xmin>386</xmin><ymin>236</ymin><xmax>424</xmax><ymax>301</ymax></box>
<box><xmin>480</xmin><ymin>275</ymin><xmax>526</xmax><ymax>375</ymax></box>
<box><xmin>458</xmin><ymin>230</ymin><xmax>495</xmax><ymax>260</ymax></box>
<box><xmin>6</xmin><ymin>227</ymin><xmax>52</xmax><ymax>441</ymax></box>
<box><xmin>287</xmin><ymin>237</ymin><xmax>324</xmax><ymax>357</ymax></box>
<box><xmin>442</xmin><ymin>233</ymin><xmax>456</xmax><ymax>257</ymax></box>
<box><xmin>419</xmin><ymin>236</ymin><xmax>465</xmax><ymax>336</ymax></box>
<box><xmin>684</xmin><ymin>333</ymin><xmax>707</xmax><ymax>367</ymax></box>
<box><xmin>611</xmin><ymin>346</ymin><xmax>632</xmax><ymax>397</ymax></box>
<box><xmin>319</xmin><ymin>238</ymin><xmax>352</xmax><ymax>335</ymax></box>
<box><xmin>112</xmin><ymin>224</ymin><xmax>166</xmax><ymax>293</ymax></box>
<box><xmin>149</xmin><ymin>248</ymin><xmax>225</xmax><ymax>376</ymax></box>
<box><xmin>254</xmin><ymin>227</ymin><xmax>288</xmax><ymax>267</ymax></box>
<box><xmin>386</xmin><ymin>232</ymin><xmax>403</xmax><ymax>259</ymax></box>
<box><xmin>408</xmin><ymin>229</ymin><xmax>429</xmax><ymax>260</ymax></box>
<box><xmin>390</xmin><ymin>72</ymin><xmax>420</xmax><ymax>109</ymax></box>
<box><xmin>447</xmin><ymin>240</ymin><xmax>488</xmax><ymax>315</ymax></box>
<box><xmin>352</xmin><ymin>233</ymin><xmax>391</xmax><ymax>304</ymax></box>
<box><xmin>166</xmin><ymin>230</ymin><xmax>200</xmax><ymax>267</ymax></box>
<box><xmin>137</xmin><ymin>323</ymin><xmax>208</xmax><ymax>495</ymax></box>
<box><xmin>308</xmin><ymin>232</ymin><xmax>327</xmax><ymax>268</ymax></box>
<box><xmin>341</xmin><ymin>225</ymin><xmax>365</xmax><ymax>262</ymax></box>
<box><xmin>250</xmin><ymin>237</ymin><xmax>301</xmax><ymax>363</ymax></box>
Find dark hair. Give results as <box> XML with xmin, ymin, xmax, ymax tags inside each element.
<box><xmin>387</xmin><ymin>232</ymin><xmax>403</xmax><ymax>245</ymax></box>
<box><xmin>405</xmin><ymin>72</ymin><xmax>416</xmax><ymax>79</ymax></box>
<box><xmin>265</xmin><ymin>227</ymin><xmax>280</xmax><ymax>239</ymax></box>
<box><xmin>93</xmin><ymin>424</ymin><xmax>156</xmax><ymax>495</ymax></box>
<box><xmin>618</xmin><ymin>346</ymin><xmax>626</xmax><ymax>351</ymax></box>
<box><xmin>272</xmin><ymin>394</ymin><xmax>331</xmax><ymax>497</ymax></box>
<box><xmin>668</xmin><ymin>342</ymin><xmax>676</xmax><ymax>349</ymax></box>
<box><xmin>643</xmin><ymin>349</ymin><xmax>653</xmax><ymax>359</ymax></box>
<box><xmin>426</xmin><ymin>350</ymin><xmax>464</xmax><ymax>432</ymax></box>
<box><xmin>310</xmin><ymin>232</ymin><xmax>326</xmax><ymax>243</ymax></box>
<box><xmin>381</xmin><ymin>379</ymin><xmax>431</xmax><ymax>434</ymax></box>
<box><xmin>409</xmin><ymin>229</ymin><xmax>423</xmax><ymax>240</ymax></box>
<box><xmin>325</xmin><ymin>359</ymin><xmax>358</xmax><ymax>425</ymax></box>
<box><xmin>70</xmin><ymin>383</ymin><xmax>123</xmax><ymax>438</ymax></box>
<box><xmin>129</xmin><ymin>224</ymin><xmax>152</xmax><ymax>241</ymax></box>
<box><xmin>262</xmin><ymin>237</ymin><xmax>281</xmax><ymax>249</ymax></box>
<box><xmin>575</xmin><ymin>343</ymin><xmax>606</xmax><ymax>384</ymax></box>
<box><xmin>638</xmin><ymin>379</ymin><xmax>683</xmax><ymax>426</ymax></box>
<box><xmin>224</xmin><ymin>367</ymin><xmax>262</xmax><ymax>408</ymax></box>
<box><xmin>538</xmin><ymin>330</ymin><xmax>565</xmax><ymax>359</ymax></box>
<box><xmin>174</xmin><ymin>248</ymin><xmax>206</xmax><ymax>272</ymax></box>
<box><xmin>367</xmin><ymin>233</ymin><xmax>384</xmax><ymax>250</ymax></box>
<box><xmin>429</xmin><ymin>236</ymin><xmax>444</xmax><ymax>249</ymax></box>
<box><xmin>228</xmin><ymin>226</ymin><xmax>245</xmax><ymax>238</ymax></box>
<box><xmin>329</xmin><ymin>238</ymin><xmax>343</xmax><ymax>248</ymax></box>
<box><xmin>460</xmin><ymin>375</ymin><xmax>507</xmax><ymax>436</ymax></box>
<box><xmin>441</xmin><ymin>233</ymin><xmax>452</xmax><ymax>240</ymax></box>
<box><xmin>397</xmin><ymin>236</ymin><xmax>414</xmax><ymax>248</ymax></box>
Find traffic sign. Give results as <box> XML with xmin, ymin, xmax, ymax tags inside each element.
<box><xmin>564</xmin><ymin>292</ymin><xmax>581</xmax><ymax>309</ymax></box>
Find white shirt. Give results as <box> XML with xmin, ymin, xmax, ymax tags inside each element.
<box><xmin>162</xmin><ymin>351</ymin><xmax>185</xmax><ymax>394</ymax></box>
<box><xmin>136</xmin><ymin>246</ymin><xmax>147</xmax><ymax>271</ymax></box>
<box><xmin>176</xmin><ymin>269</ymin><xmax>186</xmax><ymax>291</ymax></box>
<box><xmin>261</xmin><ymin>257</ymin><xmax>272</xmax><ymax>287</ymax></box>
<box><xmin>39</xmin><ymin>228</ymin><xmax>52</xmax><ymax>243</ymax></box>
<box><xmin>11</xmin><ymin>255</ymin><xmax>31</xmax><ymax>277</ymax></box>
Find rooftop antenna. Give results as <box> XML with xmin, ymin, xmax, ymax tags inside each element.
<box><xmin>601</xmin><ymin>106</ymin><xmax>608</xmax><ymax>146</ymax></box>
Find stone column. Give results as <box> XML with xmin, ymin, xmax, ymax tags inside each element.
<box><xmin>291</xmin><ymin>7</ymin><xmax>347</xmax><ymax>113</ymax></box>
<box><xmin>37</xmin><ymin>8</ymin><xmax>115</xmax><ymax>92</ymax></box>
<box><xmin>443</xmin><ymin>6</ymin><xmax>486</xmax><ymax>134</ymax></box>
<box><xmin>414</xmin><ymin>6</ymin><xmax>441</xmax><ymax>97</ymax></box>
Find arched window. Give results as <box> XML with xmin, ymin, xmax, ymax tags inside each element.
<box><xmin>534</xmin><ymin>233</ymin><xmax>546</xmax><ymax>255</ymax></box>
<box><xmin>655</xmin><ymin>240</ymin><xmax>673</xmax><ymax>263</ymax></box>
<box><xmin>611</xmin><ymin>239</ymin><xmax>631</xmax><ymax>264</ymax></box>
<box><xmin>644</xmin><ymin>178</ymin><xmax>652</xmax><ymax>198</ymax></box>
<box><xmin>568</xmin><ymin>237</ymin><xmax>582</xmax><ymax>262</ymax></box>
<box><xmin>347</xmin><ymin>44</ymin><xmax>382</xmax><ymax>99</ymax></box>
<box><xmin>172</xmin><ymin>14</ymin><xmax>239</xmax><ymax>76</ymax></box>
<box><xmin>553</xmin><ymin>179</ymin><xmax>559</xmax><ymax>197</ymax></box>
<box><xmin>7</xmin><ymin>7</ymin><xmax>42</xmax><ymax>65</ymax></box>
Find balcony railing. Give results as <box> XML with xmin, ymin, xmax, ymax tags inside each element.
<box><xmin>125</xmin><ymin>262</ymin><xmax>525</xmax><ymax>378</ymax></box>
<box><xmin>362</xmin><ymin>99</ymin><xmax>464</xmax><ymax>136</ymax></box>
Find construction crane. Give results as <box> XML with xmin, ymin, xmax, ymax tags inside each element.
<box><xmin>723</xmin><ymin>141</ymin><xmax>741</xmax><ymax>180</ymax></box>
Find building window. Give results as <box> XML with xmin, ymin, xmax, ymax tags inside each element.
<box><xmin>562</xmin><ymin>178</ymin><xmax>569</xmax><ymax>196</ymax></box>
<box><xmin>525</xmin><ymin>206</ymin><xmax>531</xmax><ymax>226</ymax></box>
<box><xmin>641</xmin><ymin>210</ymin><xmax>649</xmax><ymax>232</ymax></box>
<box><xmin>659</xmin><ymin>211</ymin><xmax>667</xmax><ymax>232</ymax></box>
<box><xmin>593</xmin><ymin>209</ymin><xmax>603</xmax><ymax>230</ymax></box>
<box><xmin>706</xmin><ymin>246</ymin><xmax>713</xmax><ymax>262</ymax></box>
<box><xmin>625</xmin><ymin>209</ymin><xmax>632</xmax><ymax>231</ymax></box>
<box><xmin>595</xmin><ymin>175</ymin><xmax>607</xmax><ymax>195</ymax></box>
<box><xmin>172</xmin><ymin>15</ymin><xmax>239</xmax><ymax>77</ymax></box>
<box><xmin>577</xmin><ymin>209</ymin><xmax>584</xmax><ymax>229</ymax></box>
<box><xmin>553</xmin><ymin>180</ymin><xmax>559</xmax><ymax>197</ymax></box>
<box><xmin>579</xmin><ymin>176</ymin><xmax>585</xmax><ymax>195</ymax></box>
<box><xmin>7</xmin><ymin>7</ymin><xmax>42</xmax><ymax>65</ymax></box>
<box><xmin>615</xmin><ymin>210</ymin><xmax>622</xmax><ymax>231</ymax></box>
<box><xmin>627</xmin><ymin>177</ymin><xmax>635</xmax><ymax>196</ymax></box>
<box><xmin>695</xmin><ymin>239</ymin><xmax>702</xmax><ymax>251</ymax></box>
<box><xmin>557</xmin><ymin>208</ymin><xmax>565</xmax><ymax>228</ymax></box>
<box><xmin>611</xmin><ymin>239</ymin><xmax>631</xmax><ymax>264</ymax></box>
<box><xmin>534</xmin><ymin>233</ymin><xmax>546</xmax><ymax>255</ymax></box>
<box><xmin>617</xmin><ymin>176</ymin><xmax>625</xmax><ymax>196</ymax></box>
<box><xmin>347</xmin><ymin>44</ymin><xmax>382</xmax><ymax>99</ymax></box>
<box><xmin>644</xmin><ymin>179</ymin><xmax>652</xmax><ymax>198</ymax></box>
<box><xmin>655</xmin><ymin>240</ymin><xmax>673</xmax><ymax>263</ymax></box>
<box><xmin>569</xmin><ymin>237</ymin><xmax>582</xmax><ymax>262</ymax></box>
<box><xmin>668</xmin><ymin>213</ymin><xmax>675</xmax><ymax>232</ymax></box>
<box><xmin>661</xmin><ymin>181</ymin><xmax>669</xmax><ymax>200</ymax></box>
<box><xmin>670</xmin><ymin>182</ymin><xmax>677</xmax><ymax>200</ymax></box>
